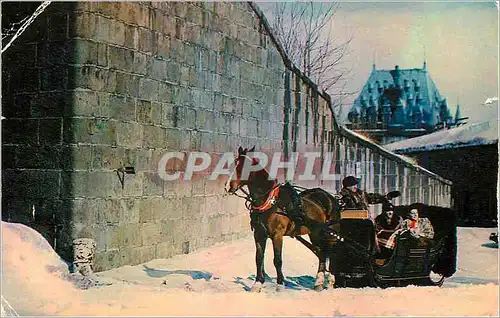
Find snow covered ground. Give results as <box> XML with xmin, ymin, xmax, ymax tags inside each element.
<box><xmin>2</xmin><ymin>221</ymin><xmax>498</xmax><ymax>316</ymax></box>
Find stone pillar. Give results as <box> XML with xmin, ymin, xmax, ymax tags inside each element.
<box><xmin>72</xmin><ymin>238</ymin><xmax>96</xmax><ymax>276</ymax></box>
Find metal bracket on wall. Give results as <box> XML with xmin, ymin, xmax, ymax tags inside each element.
<box><xmin>115</xmin><ymin>166</ymin><xmax>136</xmax><ymax>190</ymax></box>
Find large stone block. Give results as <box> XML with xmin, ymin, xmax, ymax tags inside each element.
<box><xmin>95</xmin><ymin>1</ymin><xmax>122</xmax><ymax>18</ymax></box>
<box><xmin>196</xmin><ymin>109</ymin><xmax>214</xmax><ymax>131</ymax></box>
<box><xmin>68</xmin><ymin>171</ymin><xmax>118</xmax><ymax>198</ymax></box>
<box><xmin>173</xmin><ymin>106</ymin><xmax>186</xmax><ymax>130</ymax></box>
<box><xmin>138</xmin><ymin>198</ymin><xmax>154</xmax><ymax>223</ymax></box>
<box><xmin>70</xmin><ymin>12</ymin><xmax>97</xmax><ymax>39</ymax></box>
<box><xmin>160</xmin><ymin>103</ymin><xmax>176</xmax><ymax>128</ymax></box>
<box><xmin>91</xmin><ymin>199</ymin><xmax>119</xmax><ymax>224</ymax></box>
<box><xmin>168</xmin><ymin>38</ymin><xmax>185</xmax><ymax>62</ymax></box>
<box><xmin>143</xmin><ymin>171</ymin><xmax>164</xmax><ymax>196</ymax></box>
<box><xmin>113</xmin><ymin>72</ymin><xmax>140</xmax><ymax>97</ymax></box>
<box><xmin>164</xmin><ymin>178</ymin><xmax>192</xmax><ymax>198</ymax></box>
<box><xmin>140</xmin><ymin>222</ymin><xmax>162</xmax><ymax>246</ymax></box>
<box><xmin>7</xmin><ymin>44</ymin><xmax>35</xmax><ymax>69</ymax></box>
<box><xmin>150</xmin><ymin>196</ymin><xmax>169</xmax><ymax>220</ymax></box>
<box><xmin>72</xmin><ymin>90</ymin><xmax>99</xmax><ymax>116</ymax></box>
<box><xmin>39</xmin><ymin>118</ymin><xmax>63</xmax><ymax>145</ymax></box>
<box><xmin>64</xmin><ymin>118</ymin><xmax>117</xmax><ymax>145</ymax></box>
<box><xmin>94</xmin><ymin>15</ymin><xmax>113</xmax><ymax>43</ymax></box>
<box><xmin>116</xmin><ymin>122</ymin><xmax>143</xmax><ymax>148</ymax></box>
<box><xmin>189</xmin><ymin>130</ymin><xmax>201</xmax><ymax>150</ymax></box>
<box><xmin>121</xmin><ymin>223</ymin><xmax>142</xmax><ymax>247</ymax></box>
<box><xmin>157</xmin><ymin>33</ymin><xmax>170</xmax><ymax>60</ymax></box>
<box><xmin>71</xmin><ymin>39</ymin><xmax>107</xmax><ymax>66</ymax></box>
<box><xmin>69</xmin><ymin>66</ymin><xmax>109</xmax><ymax>91</ymax></box>
<box><xmin>181</xmin><ymin>196</ymin><xmax>202</xmax><ymax>219</ymax></box>
<box><xmin>91</xmin><ymin>146</ymin><xmax>134</xmax><ymax>171</ymax></box>
<box><xmin>122</xmin><ymin>172</ymin><xmax>144</xmax><ymax>197</ymax></box>
<box><xmin>2</xmin><ymin>169</ymin><xmax>60</xmax><ymax>199</ymax></box>
<box><xmin>199</xmin><ymin>90</ymin><xmax>214</xmax><ymax>109</ymax></box>
<box><xmin>136</xmin><ymin>99</ymin><xmax>153</xmax><ymax>123</ymax></box>
<box><xmin>155</xmin><ymin>242</ymin><xmax>175</xmax><ymax>258</ymax></box>
<box><xmin>148</xmin><ymin>57</ymin><xmax>167</xmax><ymax>81</ymax></box>
<box><xmin>158</xmin><ymin>82</ymin><xmax>176</xmax><ymax>103</ymax></box>
<box><xmin>164</xmin><ymin>197</ymin><xmax>184</xmax><ymax>219</ymax></box>
<box><xmin>161</xmin><ymin>14</ymin><xmax>176</xmax><ymax>37</ymax></box>
<box><xmin>165</xmin><ymin>61</ymin><xmax>181</xmax><ymax>84</ymax></box>
<box><xmin>8</xmin><ymin>67</ymin><xmax>39</xmax><ymax>93</ymax></box>
<box><xmin>204</xmin><ymin>196</ymin><xmax>220</xmax><ymax>217</ymax></box>
<box><xmin>185</xmin><ymin>4</ymin><xmax>203</xmax><ymax>25</ymax></box>
<box><xmin>109</xmin><ymin>46</ymin><xmax>135</xmax><ymax>73</ymax></box>
<box><xmin>138</xmin><ymin>28</ymin><xmax>154</xmax><ymax>54</ymax></box>
<box><xmin>60</xmin><ymin>145</ymin><xmax>92</xmax><ymax>171</ymax></box>
<box><xmin>1</xmin><ymin>145</ymin><xmax>15</xmax><ymax>169</ymax></box>
<box><xmin>109</xmin><ymin>20</ymin><xmax>126</xmax><ymax>47</ymax></box>
<box><xmin>158</xmin><ymin>219</ymin><xmax>176</xmax><ymax>242</ymax></box>
<box><xmin>139</xmin><ymin>78</ymin><xmax>159</xmax><ymax>100</ymax></box>
<box><xmin>142</xmin><ymin>125</ymin><xmax>166</xmax><ymax>148</ymax></box>
<box><xmin>118</xmin><ymin>198</ymin><xmax>140</xmax><ymax>223</ymax></box>
<box><xmin>94</xmin><ymin>249</ymin><xmax>120</xmax><ymax>271</ymax></box>
<box><xmin>184</xmin><ymin>24</ymin><xmax>201</xmax><ymax>44</ymax></box>
<box><xmin>16</xmin><ymin>146</ymin><xmax>61</xmax><ymax>169</ymax></box>
<box><xmin>129</xmin><ymin>245</ymin><xmax>156</xmax><ymax>266</ymax></box>
<box><xmin>150</xmin><ymin>101</ymin><xmax>163</xmax><ymax>125</ymax></box>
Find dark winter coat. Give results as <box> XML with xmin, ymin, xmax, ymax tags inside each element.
<box><xmin>375</xmin><ymin>213</ymin><xmax>403</xmax><ymax>232</ymax></box>
<box><xmin>339</xmin><ymin>187</ymin><xmax>386</xmax><ymax>210</ymax></box>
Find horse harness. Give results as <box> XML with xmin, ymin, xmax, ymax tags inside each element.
<box><xmin>230</xmin><ymin>181</ymin><xmax>307</xmax><ymax>234</ymax></box>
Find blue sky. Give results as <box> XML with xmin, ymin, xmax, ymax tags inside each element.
<box><xmin>258</xmin><ymin>2</ymin><xmax>499</xmax><ymax>123</ymax></box>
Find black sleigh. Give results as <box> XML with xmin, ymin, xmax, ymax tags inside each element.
<box><xmin>327</xmin><ymin>203</ymin><xmax>457</xmax><ymax>288</ymax></box>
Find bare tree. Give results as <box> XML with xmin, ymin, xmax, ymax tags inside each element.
<box><xmin>269</xmin><ymin>2</ymin><xmax>355</xmax><ymax>116</ymax></box>
<box><xmin>2</xmin><ymin>2</ymin><xmax>50</xmax><ymax>54</ymax></box>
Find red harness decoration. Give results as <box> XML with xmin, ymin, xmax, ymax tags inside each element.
<box><xmin>252</xmin><ymin>184</ymin><xmax>280</xmax><ymax>212</ymax></box>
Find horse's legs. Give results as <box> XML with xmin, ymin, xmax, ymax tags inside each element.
<box><xmin>251</xmin><ymin>232</ymin><xmax>267</xmax><ymax>292</ymax></box>
<box><xmin>327</xmin><ymin>246</ymin><xmax>339</xmax><ymax>289</ymax></box>
<box><xmin>271</xmin><ymin>234</ymin><xmax>285</xmax><ymax>291</ymax></box>
<box><xmin>310</xmin><ymin>235</ymin><xmax>327</xmax><ymax>291</ymax></box>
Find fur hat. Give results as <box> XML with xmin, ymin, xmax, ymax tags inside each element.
<box><xmin>342</xmin><ymin>176</ymin><xmax>359</xmax><ymax>187</ymax></box>
<box><xmin>382</xmin><ymin>201</ymin><xmax>394</xmax><ymax>212</ymax></box>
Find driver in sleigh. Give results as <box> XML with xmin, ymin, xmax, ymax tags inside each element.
<box><xmin>339</xmin><ymin>176</ymin><xmax>396</xmax><ymax>255</ymax></box>
<box><xmin>339</xmin><ymin>176</ymin><xmax>389</xmax><ymax>210</ymax></box>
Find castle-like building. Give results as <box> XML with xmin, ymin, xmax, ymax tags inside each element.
<box><xmin>346</xmin><ymin>63</ymin><xmax>466</xmax><ymax>144</ymax></box>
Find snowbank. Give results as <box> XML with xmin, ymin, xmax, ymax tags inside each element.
<box><xmin>1</xmin><ymin>221</ymin><xmax>498</xmax><ymax>316</ymax></box>
<box><xmin>1</xmin><ymin>222</ymin><xmax>79</xmax><ymax>315</ymax></box>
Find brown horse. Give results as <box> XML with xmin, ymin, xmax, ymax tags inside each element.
<box><xmin>226</xmin><ymin>146</ymin><xmax>341</xmax><ymax>292</ymax></box>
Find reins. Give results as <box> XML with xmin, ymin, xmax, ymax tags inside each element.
<box><xmin>225</xmin><ymin>153</ymin><xmax>283</xmax><ymax>212</ymax></box>
<box><xmin>231</xmin><ymin>181</ymin><xmax>283</xmax><ymax>211</ymax></box>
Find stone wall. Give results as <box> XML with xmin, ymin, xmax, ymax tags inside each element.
<box><xmin>1</xmin><ymin>2</ymin><xmax>452</xmax><ymax>271</ymax></box>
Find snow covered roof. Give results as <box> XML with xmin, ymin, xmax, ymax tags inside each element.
<box><xmin>384</xmin><ymin>118</ymin><xmax>499</xmax><ymax>153</ymax></box>
<box><xmin>340</xmin><ymin>126</ymin><xmax>450</xmax><ymax>183</ymax></box>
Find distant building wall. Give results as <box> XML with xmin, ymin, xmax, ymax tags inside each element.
<box><xmin>2</xmin><ymin>2</ymin><xmax>452</xmax><ymax>271</ymax></box>
<box><xmin>394</xmin><ymin>144</ymin><xmax>498</xmax><ymax>226</ymax></box>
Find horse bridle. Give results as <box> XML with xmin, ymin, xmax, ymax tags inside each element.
<box><xmin>224</xmin><ymin>154</ymin><xmax>251</xmax><ymax>199</ymax></box>
<box><xmin>224</xmin><ymin>154</ymin><xmax>281</xmax><ymax>210</ymax></box>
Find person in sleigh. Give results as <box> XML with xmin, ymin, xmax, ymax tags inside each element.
<box><xmin>375</xmin><ymin>202</ymin><xmax>403</xmax><ymax>258</ymax></box>
<box><xmin>382</xmin><ymin>207</ymin><xmax>435</xmax><ymax>253</ymax></box>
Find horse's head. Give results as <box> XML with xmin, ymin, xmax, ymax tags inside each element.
<box><xmin>226</xmin><ymin>145</ymin><xmax>258</xmax><ymax>194</ymax></box>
